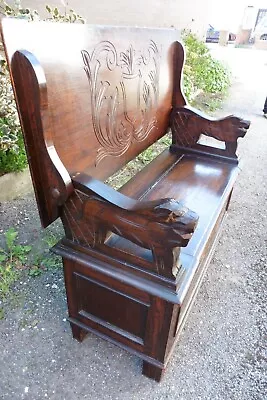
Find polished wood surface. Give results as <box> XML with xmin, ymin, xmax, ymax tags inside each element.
<box><xmin>62</xmin><ymin>171</ymin><xmax>198</xmax><ymax>280</ymax></box>
<box><xmin>1</xmin><ymin>19</ymin><xmax>250</xmax><ymax>382</ymax></box>
<box><xmin>1</xmin><ymin>18</ymin><xmax>181</xmax><ymax>225</ymax></box>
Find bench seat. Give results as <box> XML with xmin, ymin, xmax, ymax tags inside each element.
<box><xmin>121</xmin><ymin>149</ymin><xmax>239</xmax><ymax>258</ymax></box>
<box><xmin>54</xmin><ymin>148</ymin><xmax>239</xmax><ymax>381</ymax></box>
<box><xmin>1</xmin><ymin>19</ymin><xmax>250</xmax><ymax>382</ymax></box>
<box><xmin>116</xmin><ymin>148</ymin><xmax>239</xmax><ymax>321</ymax></box>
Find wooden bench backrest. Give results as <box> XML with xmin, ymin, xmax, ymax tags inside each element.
<box><xmin>1</xmin><ymin>19</ymin><xmax>186</xmax><ymax>226</ymax></box>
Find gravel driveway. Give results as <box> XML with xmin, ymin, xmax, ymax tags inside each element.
<box><xmin>0</xmin><ymin>45</ymin><xmax>266</xmax><ymax>399</ymax></box>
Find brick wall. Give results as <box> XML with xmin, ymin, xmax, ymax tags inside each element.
<box><xmin>22</xmin><ymin>0</ymin><xmax>213</xmax><ymax>39</ymax></box>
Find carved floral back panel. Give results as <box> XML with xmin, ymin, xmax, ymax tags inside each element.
<box><xmin>2</xmin><ymin>21</ymin><xmax>179</xmax><ymax>179</ymax></box>
<box><xmin>81</xmin><ymin>40</ymin><xmax>160</xmax><ymax>165</ymax></box>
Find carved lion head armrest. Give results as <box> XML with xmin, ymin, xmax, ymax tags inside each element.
<box><xmin>170</xmin><ymin>105</ymin><xmax>250</xmax><ymax>159</ymax></box>
<box><xmin>61</xmin><ymin>172</ymin><xmax>199</xmax><ymax>279</ymax></box>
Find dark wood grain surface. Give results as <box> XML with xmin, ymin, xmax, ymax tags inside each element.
<box><xmin>2</xmin><ymin>19</ymin><xmax>179</xmax><ymax>177</ymax></box>
<box><xmin>171</xmin><ymin>106</ymin><xmax>250</xmax><ymax>160</ymax></box>
<box><xmin>1</xmin><ymin>19</ymin><xmax>250</xmax><ymax>382</ymax></box>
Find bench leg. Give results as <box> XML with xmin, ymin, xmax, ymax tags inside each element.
<box><xmin>142</xmin><ymin>361</ymin><xmax>165</xmax><ymax>382</ymax></box>
<box><xmin>71</xmin><ymin>323</ymin><xmax>88</xmax><ymax>342</ymax></box>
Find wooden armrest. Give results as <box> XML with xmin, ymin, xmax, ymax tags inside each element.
<box><xmin>71</xmin><ymin>172</ymin><xmax>198</xmax><ymax>249</ymax></box>
<box><xmin>171</xmin><ymin>105</ymin><xmax>250</xmax><ymax>159</ymax></box>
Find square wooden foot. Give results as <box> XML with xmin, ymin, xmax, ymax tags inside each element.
<box><xmin>70</xmin><ymin>323</ymin><xmax>88</xmax><ymax>342</ymax></box>
<box><xmin>142</xmin><ymin>361</ymin><xmax>165</xmax><ymax>382</ymax></box>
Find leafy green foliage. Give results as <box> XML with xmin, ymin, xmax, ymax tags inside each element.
<box><xmin>1</xmin><ymin>227</ymin><xmax>31</xmax><ymax>262</ymax></box>
<box><xmin>45</xmin><ymin>5</ymin><xmax>85</xmax><ymax>23</ymax></box>
<box><xmin>0</xmin><ymin>58</ymin><xmax>22</xmax><ymax>151</ymax></box>
<box><xmin>28</xmin><ymin>251</ymin><xmax>62</xmax><ymax>277</ymax></box>
<box><xmin>27</xmin><ymin>231</ymin><xmax>62</xmax><ymax>277</ymax></box>
<box><xmin>0</xmin><ymin>263</ymin><xmax>18</xmax><ymax>299</ymax></box>
<box><xmin>0</xmin><ymin>0</ymin><xmax>85</xmax><ymax>174</ymax></box>
<box><xmin>0</xmin><ymin>128</ymin><xmax>27</xmax><ymax>173</ymax></box>
<box><xmin>2</xmin><ymin>0</ymin><xmax>40</xmax><ymax>20</ymax></box>
<box><xmin>136</xmin><ymin>135</ymin><xmax>172</xmax><ymax>165</ymax></box>
<box><xmin>182</xmin><ymin>32</ymin><xmax>230</xmax><ymax>101</ymax></box>
<box><xmin>1</xmin><ymin>1</ymin><xmax>85</xmax><ymax>23</ymax></box>
<box><xmin>0</xmin><ymin>57</ymin><xmax>27</xmax><ymax>174</ymax></box>
<box><xmin>44</xmin><ymin>232</ymin><xmax>60</xmax><ymax>248</ymax></box>
<box><xmin>0</xmin><ymin>228</ymin><xmax>31</xmax><ymax>299</ymax></box>
<box><xmin>0</xmin><ymin>226</ymin><xmax>62</xmax><ymax>308</ymax></box>
<box><xmin>106</xmin><ymin>135</ymin><xmax>172</xmax><ymax>190</ymax></box>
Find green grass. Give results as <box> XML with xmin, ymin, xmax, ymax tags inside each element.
<box><xmin>28</xmin><ymin>253</ymin><xmax>62</xmax><ymax>277</ymax></box>
<box><xmin>27</xmin><ymin>233</ymin><xmax>62</xmax><ymax>277</ymax></box>
<box><xmin>106</xmin><ymin>135</ymin><xmax>172</xmax><ymax>190</ymax></box>
<box><xmin>0</xmin><ymin>263</ymin><xmax>19</xmax><ymax>300</ymax></box>
<box><xmin>43</xmin><ymin>232</ymin><xmax>60</xmax><ymax>248</ymax></box>
<box><xmin>0</xmin><ymin>228</ymin><xmax>31</xmax><ymax>300</ymax></box>
<box><xmin>0</xmin><ymin>227</ymin><xmax>62</xmax><ymax>304</ymax></box>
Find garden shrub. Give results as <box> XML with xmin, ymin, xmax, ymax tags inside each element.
<box><xmin>0</xmin><ymin>127</ymin><xmax>27</xmax><ymax>173</ymax></box>
<box><xmin>0</xmin><ymin>56</ymin><xmax>27</xmax><ymax>174</ymax></box>
<box><xmin>182</xmin><ymin>31</ymin><xmax>230</xmax><ymax>101</ymax></box>
<box><xmin>0</xmin><ymin>0</ymin><xmax>84</xmax><ymax>175</ymax></box>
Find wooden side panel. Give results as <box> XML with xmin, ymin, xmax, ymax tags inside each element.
<box><xmin>63</xmin><ymin>258</ymin><xmax>153</xmax><ymax>349</ymax></box>
<box><xmin>178</xmin><ymin>197</ymin><xmax>229</xmax><ymax>327</ymax></box>
<box><xmin>9</xmin><ymin>50</ymin><xmax>72</xmax><ymax>227</ymax></box>
<box><xmin>62</xmin><ymin>255</ymin><xmax>179</xmax><ymax>378</ymax></box>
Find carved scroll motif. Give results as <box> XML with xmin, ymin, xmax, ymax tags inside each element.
<box><xmin>81</xmin><ymin>40</ymin><xmax>160</xmax><ymax>164</ymax></box>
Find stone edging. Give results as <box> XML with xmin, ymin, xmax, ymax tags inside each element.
<box><xmin>0</xmin><ymin>167</ymin><xmax>33</xmax><ymax>202</ymax></box>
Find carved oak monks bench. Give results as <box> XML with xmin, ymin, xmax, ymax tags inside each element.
<box><xmin>1</xmin><ymin>19</ymin><xmax>250</xmax><ymax>381</ymax></box>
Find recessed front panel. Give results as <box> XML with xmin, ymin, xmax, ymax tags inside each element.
<box><xmin>74</xmin><ymin>272</ymin><xmax>149</xmax><ymax>342</ymax></box>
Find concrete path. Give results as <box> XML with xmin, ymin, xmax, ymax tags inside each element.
<box><xmin>0</xmin><ymin>45</ymin><xmax>266</xmax><ymax>399</ymax></box>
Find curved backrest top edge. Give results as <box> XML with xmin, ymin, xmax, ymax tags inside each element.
<box><xmin>1</xmin><ymin>18</ymin><xmax>185</xmax><ymax>181</ymax></box>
